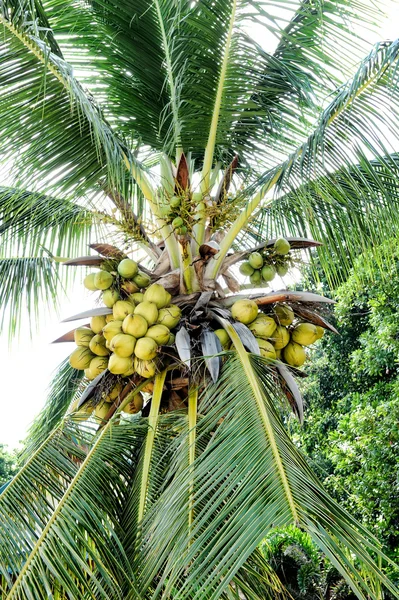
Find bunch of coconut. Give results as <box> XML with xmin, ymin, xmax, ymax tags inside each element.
<box><xmin>229</xmin><ymin>298</ymin><xmax>324</xmax><ymax>368</ymax></box>
<box><xmin>83</xmin><ymin>258</ymin><xmax>151</xmax><ymax>300</ymax></box>
<box><xmin>239</xmin><ymin>238</ymin><xmax>292</xmax><ymax>286</ymax></box>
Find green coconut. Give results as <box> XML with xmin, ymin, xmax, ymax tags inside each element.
<box><xmin>274</xmin><ymin>237</ymin><xmax>291</xmax><ymax>255</ymax></box>
<box><xmin>133</xmin><ymin>271</ymin><xmax>151</xmax><ymax>289</ymax></box>
<box><xmin>248</xmin><ymin>315</ymin><xmax>277</xmax><ymax>339</ymax></box>
<box><xmin>110</xmin><ymin>333</ymin><xmax>136</xmax><ymax>357</ymax></box>
<box><xmin>83</xmin><ymin>273</ymin><xmax>97</xmax><ymax>291</ymax></box>
<box><xmin>256</xmin><ymin>338</ymin><xmax>276</xmax><ymax>360</ymax></box>
<box><xmin>239</xmin><ymin>262</ymin><xmax>254</xmax><ymax>277</ymax></box>
<box><xmin>250</xmin><ymin>270</ymin><xmax>262</xmax><ymax>285</ymax></box>
<box><xmin>113</xmin><ymin>300</ymin><xmax>135</xmax><ymax>321</ymax></box>
<box><xmin>271</xmin><ymin>325</ymin><xmax>290</xmax><ymax>349</ymax></box>
<box><xmin>134</xmin><ymin>337</ymin><xmax>158</xmax><ymax>361</ymax></box>
<box><xmin>157</xmin><ymin>305</ymin><xmax>181</xmax><ymax>329</ymax></box>
<box><xmin>177</xmin><ymin>226</ymin><xmax>188</xmax><ymax>235</ymax></box>
<box><xmin>118</xmin><ymin>258</ymin><xmax>139</xmax><ymax>279</ymax></box>
<box><xmin>85</xmin><ymin>356</ymin><xmax>109</xmax><ymax>380</ymax></box>
<box><xmin>134</xmin><ymin>301</ymin><xmax>159</xmax><ymax>325</ymax></box>
<box><xmin>231</xmin><ymin>299</ymin><xmax>258</xmax><ymax>324</ymax></box>
<box><xmin>131</xmin><ymin>292</ymin><xmax>145</xmax><ymax>304</ymax></box>
<box><xmin>261</xmin><ymin>264</ymin><xmax>276</xmax><ymax>282</ymax></box>
<box><xmin>123</xmin><ymin>392</ymin><xmax>144</xmax><ymax>414</ymax></box>
<box><xmin>90</xmin><ymin>315</ymin><xmax>107</xmax><ymax>334</ymax></box>
<box><xmin>69</xmin><ymin>347</ymin><xmax>95</xmax><ymax>370</ymax></box>
<box><xmin>315</xmin><ymin>325</ymin><xmax>325</xmax><ymax>340</ymax></box>
<box><xmin>274</xmin><ymin>304</ymin><xmax>295</xmax><ymax>326</ymax></box>
<box><xmin>276</xmin><ymin>263</ymin><xmax>289</xmax><ymax>277</ymax></box>
<box><xmin>248</xmin><ymin>252</ymin><xmax>264</xmax><ymax>269</ymax></box>
<box><xmin>103</xmin><ymin>289</ymin><xmax>119</xmax><ymax>308</ymax></box>
<box><xmin>94</xmin><ymin>270</ymin><xmax>113</xmax><ymax>290</ymax></box>
<box><xmin>214</xmin><ymin>328</ymin><xmax>230</xmax><ymax>348</ymax></box>
<box><xmin>169</xmin><ymin>195</ymin><xmax>181</xmax><ymax>209</ymax></box>
<box><xmin>283</xmin><ymin>341</ymin><xmax>306</xmax><ymax>367</ymax></box>
<box><xmin>143</xmin><ymin>283</ymin><xmax>171</xmax><ymax>309</ymax></box>
<box><xmin>172</xmin><ymin>216</ymin><xmax>184</xmax><ymax>228</ymax></box>
<box><xmin>102</xmin><ymin>320</ymin><xmax>124</xmax><ymax>342</ymax></box>
<box><xmin>134</xmin><ymin>358</ymin><xmax>157</xmax><ymax>378</ymax></box>
<box><xmin>291</xmin><ymin>322</ymin><xmax>318</xmax><ymax>346</ymax></box>
<box><xmin>94</xmin><ymin>402</ymin><xmax>112</xmax><ymax>421</ymax></box>
<box><xmin>122</xmin><ymin>314</ymin><xmax>148</xmax><ymax>338</ymax></box>
<box><xmin>74</xmin><ymin>327</ymin><xmax>95</xmax><ymax>347</ymax></box>
<box><xmin>146</xmin><ymin>324</ymin><xmax>170</xmax><ymax>345</ymax></box>
<box><xmin>167</xmin><ymin>333</ymin><xmax>175</xmax><ymax>346</ymax></box>
<box><xmin>108</xmin><ymin>353</ymin><xmax>134</xmax><ymax>375</ymax></box>
<box><xmin>89</xmin><ymin>334</ymin><xmax>110</xmax><ymax>357</ymax></box>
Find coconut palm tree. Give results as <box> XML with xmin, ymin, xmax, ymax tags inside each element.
<box><xmin>1</xmin><ymin>0</ymin><xmax>399</xmax><ymax>597</ymax></box>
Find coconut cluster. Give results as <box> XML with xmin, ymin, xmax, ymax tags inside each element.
<box><xmin>230</xmin><ymin>298</ymin><xmax>324</xmax><ymax>368</ymax></box>
<box><xmin>69</xmin><ymin>260</ymin><xmax>182</xmax><ymax>381</ymax></box>
<box><xmin>239</xmin><ymin>238</ymin><xmax>292</xmax><ymax>286</ymax></box>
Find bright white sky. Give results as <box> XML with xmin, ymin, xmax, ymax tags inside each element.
<box><xmin>0</xmin><ymin>6</ymin><xmax>399</xmax><ymax>450</ymax></box>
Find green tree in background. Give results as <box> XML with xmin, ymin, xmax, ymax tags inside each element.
<box><xmin>0</xmin><ymin>444</ymin><xmax>15</xmax><ymax>488</ymax></box>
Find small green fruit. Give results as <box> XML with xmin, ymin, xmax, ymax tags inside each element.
<box><xmin>274</xmin><ymin>304</ymin><xmax>295</xmax><ymax>326</ymax></box>
<box><xmin>276</xmin><ymin>263</ymin><xmax>289</xmax><ymax>277</ymax></box>
<box><xmin>103</xmin><ymin>289</ymin><xmax>119</xmax><ymax>308</ymax></box>
<box><xmin>167</xmin><ymin>333</ymin><xmax>175</xmax><ymax>346</ymax></box>
<box><xmin>69</xmin><ymin>347</ymin><xmax>95</xmax><ymax>370</ymax></box>
<box><xmin>134</xmin><ymin>301</ymin><xmax>159</xmax><ymax>326</ymax></box>
<box><xmin>118</xmin><ymin>258</ymin><xmax>139</xmax><ymax>279</ymax></box>
<box><xmin>177</xmin><ymin>226</ymin><xmax>188</xmax><ymax>235</ymax></box>
<box><xmin>90</xmin><ymin>315</ymin><xmax>107</xmax><ymax>334</ymax></box>
<box><xmin>157</xmin><ymin>305</ymin><xmax>181</xmax><ymax>329</ymax></box>
<box><xmin>271</xmin><ymin>325</ymin><xmax>290</xmax><ymax>349</ymax></box>
<box><xmin>134</xmin><ymin>337</ymin><xmax>158</xmax><ymax>361</ymax></box>
<box><xmin>83</xmin><ymin>273</ymin><xmax>97</xmax><ymax>291</ymax></box>
<box><xmin>133</xmin><ymin>271</ymin><xmax>151</xmax><ymax>289</ymax></box>
<box><xmin>74</xmin><ymin>327</ymin><xmax>95</xmax><ymax>347</ymax></box>
<box><xmin>110</xmin><ymin>333</ymin><xmax>136</xmax><ymax>357</ymax></box>
<box><xmin>250</xmin><ymin>270</ymin><xmax>262</xmax><ymax>285</ymax></box>
<box><xmin>248</xmin><ymin>252</ymin><xmax>264</xmax><ymax>269</ymax></box>
<box><xmin>94</xmin><ymin>271</ymin><xmax>113</xmax><ymax>290</ymax></box>
<box><xmin>122</xmin><ymin>314</ymin><xmax>148</xmax><ymax>338</ymax></box>
<box><xmin>261</xmin><ymin>264</ymin><xmax>276</xmax><ymax>282</ymax></box>
<box><xmin>274</xmin><ymin>237</ymin><xmax>291</xmax><ymax>255</ymax></box>
<box><xmin>283</xmin><ymin>342</ymin><xmax>306</xmax><ymax>367</ymax></box>
<box><xmin>172</xmin><ymin>216</ymin><xmax>184</xmax><ymax>228</ymax></box>
<box><xmin>239</xmin><ymin>262</ymin><xmax>255</xmax><ymax>277</ymax></box>
<box><xmin>113</xmin><ymin>300</ymin><xmax>135</xmax><ymax>321</ymax></box>
<box><xmin>89</xmin><ymin>334</ymin><xmax>110</xmax><ymax>356</ymax></box>
<box><xmin>231</xmin><ymin>299</ymin><xmax>258</xmax><ymax>324</ymax></box>
<box><xmin>170</xmin><ymin>196</ymin><xmax>181</xmax><ymax>208</ymax></box>
<box><xmin>291</xmin><ymin>323</ymin><xmax>318</xmax><ymax>346</ymax></box>
<box><xmin>146</xmin><ymin>324</ymin><xmax>170</xmax><ymax>345</ymax></box>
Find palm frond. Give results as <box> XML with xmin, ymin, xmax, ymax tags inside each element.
<box><xmin>135</xmin><ymin>349</ymin><xmax>398</xmax><ymax>599</ymax></box>
<box><xmin>21</xmin><ymin>358</ymin><xmax>84</xmax><ymax>463</ymax></box>
<box><xmin>0</xmin><ymin>418</ymin><xmax>146</xmax><ymax>598</ymax></box>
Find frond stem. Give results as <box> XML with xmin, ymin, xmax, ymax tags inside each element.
<box><xmin>188</xmin><ymin>386</ymin><xmax>198</xmax><ymax>536</ymax></box>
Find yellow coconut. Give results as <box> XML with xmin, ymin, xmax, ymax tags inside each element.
<box><xmin>90</xmin><ymin>315</ymin><xmax>107</xmax><ymax>334</ymax></box>
<box><xmin>94</xmin><ymin>270</ymin><xmax>113</xmax><ymax>290</ymax></box>
<box><xmin>256</xmin><ymin>338</ymin><xmax>277</xmax><ymax>360</ymax></box>
<box><xmin>94</xmin><ymin>401</ymin><xmax>112</xmax><ymax>421</ymax></box>
<box><xmin>83</xmin><ymin>273</ymin><xmax>97</xmax><ymax>291</ymax></box>
<box><xmin>157</xmin><ymin>305</ymin><xmax>181</xmax><ymax>329</ymax></box>
<box><xmin>134</xmin><ymin>358</ymin><xmax>157</xmax><ymax>378</ymax></box>
<box><xmin>133</xmin><ymin>271</ymin><xmax>151</xmax><ymax>288</ymax></box>
<box><xmin>231</xmin><ymin>299</ymin><xmax>258</xmax><ymax>324</ymax></box>
<box><xmin>291</xmin><ymin>323</ymin><xmax>318</xmax><ymax>346</ymax></box>
<box><xmin>275</xmin><ymin>349</ymin><xmax>282</xmax><ymax>360</ymax></box>
<box><xmin>131</xmin><ymin>292</ymin><xmax>145</xmax><ymax>304</ymax></box>
<box><xmin>106</xmin><ymin>381</ymin><xmax>123</xmax><ymax>402</ymax></box>
<box><xmin>74</xmin><ymin>327</ymin><xmax>95</xmax><ymax>347</ymax></box>
<box><xmin>113</xmin><ymin>300</ymin><xmax>135</xmax><ymax>321</ymax></box>
<box><xmin>271</xmin><ymin>325</ymin><xmax>290</xmax><ymax>349</ymax></box>
<box><xmin>105</xmin><ymin>314</ymin><xmax>115</xmax><ymax>323</ymax></box>
<box><xmin>89</xmin><ymin>334</ymin><xmax>110</xmax><ymax>356</ymax></box>
<box><xmin>118</xmin><ymin>258</ymin><xmax>139</xmax><ymax>279</ymax></box>
<box><xmin>103</xmin><ymin>320</ymin><xmax>124</xmax><ymax>342</ymax></box>
<box><xmin>248</xmin><ymin>315</ymin><xmax>277</xmax><ymax>339</ymax></box>
<box><xmin>214</xmin><ymin>328</ymin><xmax>230</xmax><ymax>348</ymax></box>
<box><xmin>122</xmin><ymin>314</ymin><xmax>148</xmax><ymax>338</ymax></box>
<box><xmin>121</xmin><ymin>280</ymin><xmax>139</xmax><ymax>294</ymax></box>
<box><xmin>108</xmin><ymin>353</ymin><xmax>134</xmax><ymax>375</ymax></box>
<box><xmin>70</xmin><ymin>401</ymin><xmax>94</xmax><ymax>421</ymax></box>
<box><xmin>69</xmin><ymin>347</ymin><xmax>95</xmax><ymax>370</ymax></box>
<box><xmin>110</xmin><ymin>333</ymin><xmax>136</xmax><ymax>357</ymax></box>
<box><xmin>141</xmin><ymin>381</ymin><xmax>154</xmax><ymax>394</ymax></box>
<box><xmin>315</xmin><ymin>325</ymin><xmax>325</xmax><ymax>340</ymax></box>
<box><xmin>274</xmin><ymin>304</ymin><xmax>295</xmax><ymax>326</ymax></box>
<box><xmin>85</xmin><ymin>356</ymin><xmax>109</xmax><ymax>379</ymax></box>
<box><xmin>103</xmin><ymin>289</ymin><xmax>119</xmax><ymax>308</ymax></box>
<box><xmin>134</xmin><ymin>301</ymin><xmax>159</xmax><ymax>325</ymax></box>
<box><xmin>143</xmin><ymin>283</ymin><xmax>171</xmax><ymax>309</ymax></box>
<box><xmin>146</xmin><ymin>324</ymin><xmax>170</xmax><ymax>345</ymax></box>
<box><xmin>283</xmin><ymin>342</ymin><xmax>306</xmax><ymax>367</ymax></box>
<box><xmin>123</xmin><ymin>392</ymin><xmax>144</xmax><ymax>414</ymax></box>
<box><xmin>134</xmin><ymin>337</ymin><xmax>158</xmax><ymax>360</ymax></box>
<box><xmin>167</xmin><ymin>333</ymin><xmax>175</xmax><ymax>345</ymax></box>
